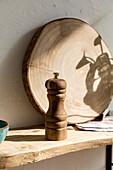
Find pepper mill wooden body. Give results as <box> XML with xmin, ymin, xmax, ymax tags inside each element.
<box><xmin>45</xmin><ymin>73</ymin><xmax>67</xmax><ymax>141</ymax></box>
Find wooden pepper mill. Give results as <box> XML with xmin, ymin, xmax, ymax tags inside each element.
<box><xmin>45</xmin><ymin>73</ymin><xmax>67</xmax><ymax>141</ymax></box>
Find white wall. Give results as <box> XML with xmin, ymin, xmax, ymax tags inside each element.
<box><xmin>1</xmin><ymin>0</ymin><xmax>113</xmax><ymax>169</ymax></box>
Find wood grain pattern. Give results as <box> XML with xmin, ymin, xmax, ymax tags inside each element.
<box><xmin>1</xmin><ymin>126</ymin><xmax>113</xmax><ymax>169</ymax></box>
<box><xmin>22</xmin><ymin>26</ymin><xmax>46</xmax><ymax>117</ymax></box>
<box><xmin>23</xmin><ymin>18</ymin><xmax>113</xmax><ymax>123</ymax></box>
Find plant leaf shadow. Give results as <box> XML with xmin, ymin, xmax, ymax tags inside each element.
<box><xmin>75</xmin><ymin>35</ymin><xmax>113</xmax><ymax>114</ymax></box>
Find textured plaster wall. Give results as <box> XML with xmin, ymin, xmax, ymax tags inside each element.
<box><xmin>0</xmin><ymin>0</ymin><xmax>113</xmax><ymax>169</ymax></box>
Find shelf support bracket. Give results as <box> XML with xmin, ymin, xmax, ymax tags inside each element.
<box><xmin>106</xmin><ymin>145</ymin><xmax>112</xmax><ymax>170</ymax></box>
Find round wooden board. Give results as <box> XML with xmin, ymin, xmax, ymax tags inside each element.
<box><xmin>22</xmin><ymin>18</ymin><xmax>113</xmax><ymax>124</ymax></box>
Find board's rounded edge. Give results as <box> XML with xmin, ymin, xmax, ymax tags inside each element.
<box><xmin>67</xmin><ymin>112</ymin><xmax>104</xmax><ymax>125</ymax></box>
<box><xmin>22</xmin><ymin>26</ymin><xmax>46</xmax><ymax>117</ymax></box>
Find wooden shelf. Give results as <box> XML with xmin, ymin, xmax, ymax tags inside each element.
<box><xmin>0</xmin><ymin>125</ymin><xmax>113</xmax><ymax>169</ymax></box>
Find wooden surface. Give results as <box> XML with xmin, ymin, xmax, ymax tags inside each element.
<box><xmin>45</xmin><ymin>75</ymin><xmax>67</xmax><ymax>141</ymax></box>
<box><xmin>23</xmin><ymin>18</ymin><xmax>113</xmax><ymax>124</ymax></box>
<box><xmin>1</xmin><ymin>125</ymin><xmax>113</xmax><ymax>169</ymax></box>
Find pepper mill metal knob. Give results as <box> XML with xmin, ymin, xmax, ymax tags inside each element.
<box><xmin>45</xmin><ymin>72</ymin><xmax>67</xmax><ymax>141</ymax></box>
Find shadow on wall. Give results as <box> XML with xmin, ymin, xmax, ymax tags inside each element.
<box><xmin>0</xmin><ymin>28</ymin><xmax>44</xmax><ymax>128</ymax></box>
<box><xmin>76</xmin><ymin>35</ymin><xmax>113</xmax><ymax>114</ymax></box>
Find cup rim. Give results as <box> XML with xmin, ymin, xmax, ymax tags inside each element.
<box><xmin>0</xmin><ymin>120</ymin><xmax>9</xmax><ymax>130</ymax></box>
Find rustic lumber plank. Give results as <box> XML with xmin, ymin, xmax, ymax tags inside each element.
<box><xmin>0</xmin><ymin>126</ymin><xmax>113</xmax><ymax>169</ymax></box>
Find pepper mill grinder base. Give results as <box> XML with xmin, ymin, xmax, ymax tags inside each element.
<box><xmin>45</xmin><ymin>127</ymin><xmax>67</xmax><ymax>141</ymax></box>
